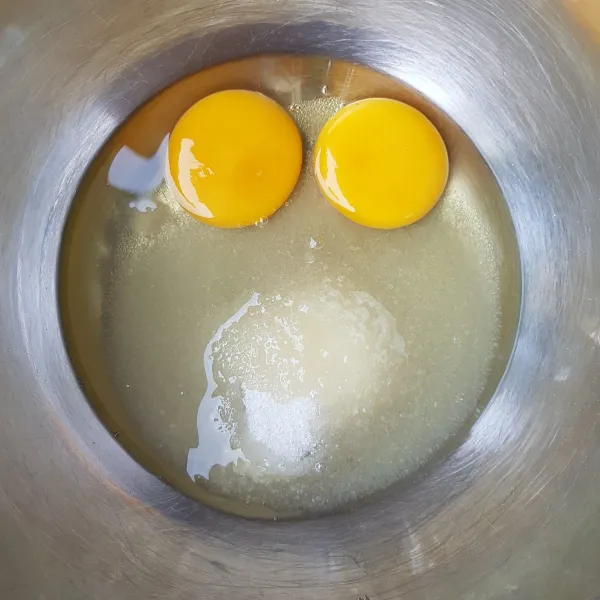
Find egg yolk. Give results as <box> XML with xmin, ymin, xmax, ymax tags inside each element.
<box><xmin>314</xmin><ymin>98</ymin><xmax>449</xmax><ymax>229</ymax></box>
<box><xmin>167</xmin><ymin>90</ymin><xmax>302</xmax><ymax>228</ymax></box>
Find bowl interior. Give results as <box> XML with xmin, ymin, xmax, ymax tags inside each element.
<box><xmin>59</xmin><ymin>55</ymin><xmax>521</xmax><ymax>518</ymax></box>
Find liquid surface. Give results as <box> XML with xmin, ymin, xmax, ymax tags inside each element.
<box><xmin>60</xmin><ymin>57</ymin><xmax>520</xmax><ymax>518</ymax></box>
<box><xmin>314</xmin><ymin>98</ymin><xmax>448</xmax><ymax>228</ymax></box>
<box><xmin>167</xmin><ymin>90</ymin><xmax>302</xmax><ymax>227</ymax></box>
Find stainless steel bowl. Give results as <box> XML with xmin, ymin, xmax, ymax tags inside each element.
<box><xmin>2</xmin><ymin>0</ymin><xmax>600</xmax><ymax>598</ymax></box>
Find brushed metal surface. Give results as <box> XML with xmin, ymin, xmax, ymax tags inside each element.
<box><xmin>1</xmin><ymin>0</ymin><xmax>600</xmax><ymax>598</ymax></box>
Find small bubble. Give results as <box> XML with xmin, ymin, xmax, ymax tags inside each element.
<box><xmin>309</xmin><ymin>236</ymin><xmax>324</xmax><ymax>249</ymax></box>
<box><xmin>128</xmin><ymin>196</ymin><xmax>157</xmax><ymax>213</ymax></box>
<box><xmin>255</xmin><ymin>217</ymin><xmax>268</xmax><ymax>228</ymax></box>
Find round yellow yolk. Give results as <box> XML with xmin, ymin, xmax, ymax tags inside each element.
<box><xmin>167</xmin><ymin>90</ymin><xmax>302</xmax><ymax>228</ymax></box>
<box><xmin>314</xmin><ymin>98</ymin><xmax>449</xmax><ymax>229</ymax></box>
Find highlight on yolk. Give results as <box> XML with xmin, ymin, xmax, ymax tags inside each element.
<box><xmin>167</xmin><ymin>90</ymin><xmax>302</xmax><ymax>228</ymax></box>
<box><xmin>314</xmin><ymin>98</ymin><xmax>449</xmax><ymax>229</ymax></box>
